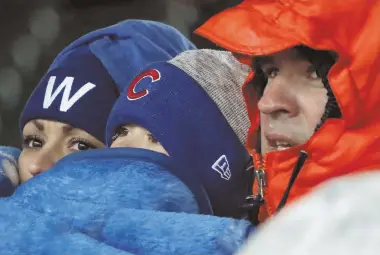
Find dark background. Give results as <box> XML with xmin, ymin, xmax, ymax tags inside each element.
<box><xmin>0</xmin><ymin>0</ymin><xmax>242</xmax><ymax>147</ymax></box>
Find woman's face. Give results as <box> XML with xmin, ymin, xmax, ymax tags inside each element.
<box><xmin>19</xmin><ymin>119</ymin><xmax>105</xmax><ymax>183</ymax></box>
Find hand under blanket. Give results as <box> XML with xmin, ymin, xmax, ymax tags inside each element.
<box><xmin>0</xmin><ymin>146</ymin><xmax>20</xmax><ymax>197</ymax></box>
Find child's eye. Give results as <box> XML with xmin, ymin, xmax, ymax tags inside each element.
<box><xmin>112</xmin><ymin>127</ymin><xmax>129</xmax><ymax>141</ymax></box>
<box><xmin>69</xmin><ymin>138</ymin><xmax>96</xmax><ymax>151</ymax></box>
<box><xmin>148</xmin><ymin>133</ymin><xmax>159</xmax><ymax>144</ymax></box>
<box><xmin>23</xmin><ymin>135</ymin><xmax>43</xmax><ymax>149</ymax></box>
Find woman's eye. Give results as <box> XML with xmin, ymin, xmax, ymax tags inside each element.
<box><xmin>112</xmin><ymin>127</ymin><xmax>129</xmax><ymax>141</ymax></box>
<box><xmin>71</xmin><ymin>141</ymin><xmax>92</xmax><ymax>151</ymax></box>
<box><xmin>69</xmin><ymin>137</ymin><xmax>96</xmax><ymax>151</ymax></box>
<box><xmin>23</xmin><ymin>136</ymin><xmax>43</xmax><ymax>148</ymax></box>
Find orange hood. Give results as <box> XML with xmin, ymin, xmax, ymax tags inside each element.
<box><xmin>196</xmin><ymin>0</ymin><xmax>380</xmax><ymax>218</ymax></box>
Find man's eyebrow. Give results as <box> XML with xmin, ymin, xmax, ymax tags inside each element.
<box><xmin>253</xmin><ymin>56</ymin><xmax>274</xmax><ymax>69</ymax></box>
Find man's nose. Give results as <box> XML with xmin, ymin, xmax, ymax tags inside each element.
<box><xmin>257</xmin><ymin>75</ymin><xmax>299</xmax><ymax>118</ymax></box>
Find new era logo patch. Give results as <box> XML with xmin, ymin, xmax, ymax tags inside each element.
<box><xmin>212</xmin><ymin>155</ymin><xmax>231</xmax><ymax>180</ymax></box>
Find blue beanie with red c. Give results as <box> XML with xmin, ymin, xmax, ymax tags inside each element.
<box><xmin>106</xmin><ymin>49</ymin><xmax>252</xmax><ymax>218</ymax></box>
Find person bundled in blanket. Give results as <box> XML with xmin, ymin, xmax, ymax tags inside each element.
<box><xmin>0</xmin><ymin>50</ymin><xmax>254</xmax><ymax>255</ymax></box>
<box><xmin>105</xmin><ymin>49</ymin><xmax>252</xmax><ymax>217</ymax></box>
<box><xmin>0</xmin><ymin>19</ymin><xmax>196</xmax><ymax>196</ymax></box>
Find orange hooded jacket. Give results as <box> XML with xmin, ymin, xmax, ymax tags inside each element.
<box><xmin>195</xmin><ymin>0</ymin><xmax>380</xmax><ymax>220</ymax></box>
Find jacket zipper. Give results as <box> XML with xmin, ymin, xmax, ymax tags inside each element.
<box><xmin>249</xmin><ymin>149</ymin><xmax>309</xmax><ymax>219</ymax></box>
<box><xmin>250</xmin><ymin>150</ymin><xmax>274</xmax><ymax>216</ymax></box>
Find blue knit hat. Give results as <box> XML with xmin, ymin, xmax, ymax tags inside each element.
<box><xmin>106</xmin><ymin>49</ymin><xmax>252</xmax><ymax>218</ymax></box>
<box><xmin>20</xmin><ymin>46</ymin><xmax>118</xmax><ymax>142</ymax></box>
<box><xmin>19</xmin><ymin>20</ymin><xmax>196</xmax><ymax>143</ymax></box>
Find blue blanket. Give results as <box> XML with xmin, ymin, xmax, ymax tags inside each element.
<box><xmin>0</xmin><ymin>148</ymin><xmax>252</xmax><ymax>254</ymax></box>
<box><xmin>0</xmin><ymin>146</ymin><xmax>20</xmax><ymax>197</ymax></box>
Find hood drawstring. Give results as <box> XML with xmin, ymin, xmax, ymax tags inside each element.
<box><xmin>275</xmin><ymin>150</ymin><xmax>309</xmax><ymax>213</ymax></box>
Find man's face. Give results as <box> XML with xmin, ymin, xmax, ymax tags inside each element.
<box><xmin>258</xmin><ymin>48</ymin><xmax>328</xmax><ymax>155</ymax></box>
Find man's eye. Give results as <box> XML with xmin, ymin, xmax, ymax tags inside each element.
<box><xmin>309</xmin><ymin>71</ymin><xmax>318</xmax><ymax>79</ymax></box>
<box><xmin>264</xmin><ymin>67</ymin><xmax>279</xmax><ymax>79</ymax></box>
<box><xmin>307</xmin><ymin>66</ymin><xmax>320</xmax><ymax>80</ymax></box>
<box><xmin>23</xmin><ymin>136</ymin><xmax>43</xmax><ymax>148</ymax></box>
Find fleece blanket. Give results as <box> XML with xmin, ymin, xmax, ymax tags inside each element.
<box><xmin>0</xmin><ymin>148</ymin><xmax>252</xmax><ymax>254</ymax></box>
<box><xmin>0</xmin><ymin>146</ymin><xmax>20</xmax><ymax>197</ymax></box>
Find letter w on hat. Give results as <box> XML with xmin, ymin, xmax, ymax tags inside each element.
<box><xmin>43</xmin><ymin>76</ymin><xmax>96</xmax><ymax>112</ymax></box>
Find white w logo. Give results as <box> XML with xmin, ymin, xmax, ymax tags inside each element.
<box><xmin>43</xmin><ymin>76</ymin><xmax>96</xmax><ymax>112</ymax></box>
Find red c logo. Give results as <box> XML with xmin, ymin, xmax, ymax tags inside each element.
<box><xmin>127</xmin><ymin>69</ymin><xmax>161</xmax><ymax>100</ymax></box>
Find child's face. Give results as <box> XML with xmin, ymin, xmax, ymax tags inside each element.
<box><xmin>111</xmin><ymin>124</ymin><xmax>168</xmax><ymax>155</ymax></box>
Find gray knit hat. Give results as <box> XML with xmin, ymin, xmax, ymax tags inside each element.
<box><xmin>168</xmin><ymin>49</ymin><xmax>250</xmax><ymax>145</ymax></box>
<box><xmin>107</xmin><ymin>49</ymin><xmax>252</xmax><ymax>218</ymax></box>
